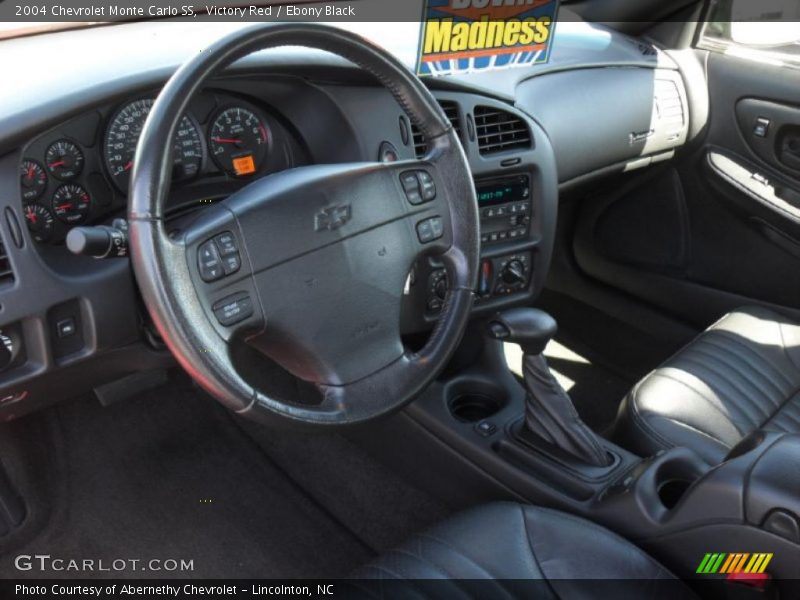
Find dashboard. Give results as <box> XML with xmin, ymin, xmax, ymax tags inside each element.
<box><xmin>0</xmin><ymin>21</ymin><xmax>690</xmax><ymax>420</ymax></box>
<box><xmin>19</xmin><ymin>90</ymin><xmax>308</xmax><ymax>245</ymax></box>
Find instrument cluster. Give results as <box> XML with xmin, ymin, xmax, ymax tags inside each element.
<box><xmin>19</xmin><ymin>91</ymin><xmax>296</xmax><ymax>245</ymax></box>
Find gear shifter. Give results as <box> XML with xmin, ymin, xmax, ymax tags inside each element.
<box><xmin>489</xmin><ymin>308</ymin><xmax>611</xmax><ymax>467</ymax></box>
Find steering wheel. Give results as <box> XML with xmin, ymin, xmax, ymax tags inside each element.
<box><xmin>128</xmin><ymin>24</ymin><xmax>479</xmax><ymax>425</ymax></box>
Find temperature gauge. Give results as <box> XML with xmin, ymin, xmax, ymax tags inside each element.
<box><xmin>24</xmin><ymin>204</ymin><xmax>55</xmax><ymax>243</ymax></box>
<box><xmin>52</xmin><ymin>184</ymin><xmax>91</xmax><ymax>224</ymax></box>
<box><xmin>20</xmin><ymin>159</ymin><xmax>47</xmax><ymax>202</ymax></box>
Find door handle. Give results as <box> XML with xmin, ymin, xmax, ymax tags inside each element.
<box><xmin>779</xmin><ymin>129</ymin><xmax>800</xmax><ymax>171</ymax></box>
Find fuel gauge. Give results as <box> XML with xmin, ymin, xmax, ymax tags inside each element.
<box><xmin>45</xmin><ymin>140</ymin><xmax>84</xmax><ymax>181</ymax></box>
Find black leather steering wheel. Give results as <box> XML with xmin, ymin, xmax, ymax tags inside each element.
<box><xmin>128</xmin><ymin>24</ymin><xmax>479</xmax><ymax>425</ymax></box>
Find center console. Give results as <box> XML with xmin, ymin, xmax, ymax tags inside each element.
<box><xmin>361</xmin><ymin>331</ymin><xmax>800</xmax><ymax>599</ymax></box>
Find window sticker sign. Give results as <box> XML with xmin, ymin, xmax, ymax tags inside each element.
<box><xmin>417</xmin><ymin>0</ymin><xmax>559</xmax><ymax>76</ymax></box>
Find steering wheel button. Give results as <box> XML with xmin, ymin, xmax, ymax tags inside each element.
<box><xmin>221</xmin><ymin>253</ymin><xmax>241</xmax><ymax>276</ymax></box>
<box><xmin>400</xmin><ymin>172</ymin><xmax>420</xmax><ymax>192</ymax></box>
<box><xmin>416</xmin><ymin>219</ymin><xmax>434</xmax><ymax>243</ymax></box>
<box><xmin>406</xmin><ymin>189</ymin><xmax>424</xmax><ymax>205</ymax></box>
<box><xmin>212</xmin><ymin>292</ymin><xmax>253</xmax><ymax>327</ymax></box>
<box><xmin>430</xmin><ymin>217</ymin><xmax>444</xmax><ymax>239</ymax></box>
<box><xmin>198</xmin><ymin>241</ymin><xmax>224</xmax><ymax>282</ymax></box>
<box><xmin>214</xmin><ymin>232</ymin><xmax>238</xmax><ymax>256</ymax></box>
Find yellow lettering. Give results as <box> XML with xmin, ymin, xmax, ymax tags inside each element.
<box><xmin>424</xmin><ymin>19</ymin><xmax>453</xmax><ymax>53</ymax></box>
<box><xmin>533</xmin><ymin>17</ymin><xmax>552</xmax><ymax>44</ymax></box>
<box><xmin>450</xmin><ymin>22</ymin><xmax>470</xmax><ymax>51</ymax></box>
<box><xmin>519</xmin><ymin>19</ymin><xmax>536</xmax><ymax>45</ymax></box>
<box><xmin>502</xmin><ymin>20</ymin><xmax>521</xmax><ymax>47</ymax></box>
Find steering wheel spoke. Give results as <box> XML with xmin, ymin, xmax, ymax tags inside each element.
<box><xmin>180</xmin><ymin>205</ymin><xmax>265</xmax><ymax>342</ymax></box>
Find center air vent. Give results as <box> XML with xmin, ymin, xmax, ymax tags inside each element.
<box><xmin>411</xmin><ymin>100</ymin><xmax>461</xmax><ymax>158</ymax></box>
<box><xmin>474</xmin><ymin>106</ymin><xmax>532</xmax><ymax>155</ymax></box>
<box><xmin>0</xmin><ymin>234</ymin><xmax>15</xmax><ymax>288</ymax></box>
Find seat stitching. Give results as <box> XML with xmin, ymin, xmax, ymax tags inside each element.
<box><xmin>648</xmin><ymin>370</ymin><xmax>755</xmax><ymax>434</ymax></box>
<box><xmin>760</xmin><ymin>388</ymin><xmax>800</xmax><ymax>430</ymax></box>
<box><xmin>700</xmin><ymin>334</ymin><xmax>795</xmax><ymax>393</ymax></box>
<box><xmin>682</xmin><ymin>342</ymin><xmax>786</xmax><ymax>406</ymax></box>
<box><xmin>673</xmin><ymin>355</ymin><xmax>769</xmax><ymax>426</ymax></box>
<box><xmin>699</xmin><ymin>335</ymin><xmax>794</xmax><ymax>395</ymax></box>
<box><xmin>706</xmin><ymin>331</ymin><xmax>796</xmax><ymax>388</ymax></box>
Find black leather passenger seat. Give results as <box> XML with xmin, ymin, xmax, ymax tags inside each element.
<box><xmin>616</xmin><ymin>306</ymin><xmax>800</xmax><ymax>463</ymax></box>
<box><xmin>356</xmin><ymin>502</ymin><xmax>688</xmax><ymax>597</ymax></box>
<box><xmin>356</xmin><ymin>502</ymin><xmax>689</xmax><ymax>596</ymax></box>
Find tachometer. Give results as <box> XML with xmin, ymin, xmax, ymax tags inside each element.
<box><xmin>20</xmin><ymin>159</ymin><xmax>47</xmax><ymax>202</ymax></box>
<box><xmin>208</xmin><ymin>107</ymin><xmax>270</xmax><ymax>177</ymax></box>
<box><xmin>104</xmin><ymin>98</ymin><xmax>203</xmax><ymax>192</ymax></box>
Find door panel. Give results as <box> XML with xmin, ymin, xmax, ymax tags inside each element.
<box><xmin>572</xmin><ymin>50</ymin><xmax>800</xmax><ymax>328</ymax></box>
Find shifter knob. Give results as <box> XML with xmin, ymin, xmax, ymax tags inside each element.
<box><xmin>488</xmin><ymin>308</ymin><xmax>557</xmax><ymax>356</ymax></box>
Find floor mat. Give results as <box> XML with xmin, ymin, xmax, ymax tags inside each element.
<box><xmin>0</xmin><ymin>375</ymin><xmax>374</xmax><ymax>579</ymax></box>
<box><xmin>505</xmin><ymin>340</ymin><xmax>633</xmax><ymax>434</ymax></box>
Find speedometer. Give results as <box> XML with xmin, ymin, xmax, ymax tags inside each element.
<box><xmin>104</xmin><ymin>98</ymin><xmax>203</xmax><ymax>192</ymax></box>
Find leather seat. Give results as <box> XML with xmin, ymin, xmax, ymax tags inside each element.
<box><xmin>616</xmin><ymin>306</ymin><xmax>800</xmax><ymax>463</ymax></box>
<box><xmin>357</xmin><ymin>503</ymin><xmax>690</xmax><ymax>596</ymax></box>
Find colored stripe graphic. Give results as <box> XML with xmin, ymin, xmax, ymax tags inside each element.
<box><xmin>696</xmin><ymin>553</ymin><xmax>773</xmax><ymax>574</ymax></box>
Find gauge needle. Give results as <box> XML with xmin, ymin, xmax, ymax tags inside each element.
<box><xmin>26</xmin><ymin>210</ymin><xmax>36</xmax><ymax>224</ymax></box>
<box><xmin>123</xmin><ymin>161</ymin><xmax>133</xmax><ymax>171</ymax></box>
<box><xmin>212</xmin><ymin>137</ymin><xmax>242</xmax><ymax>144</ymax></box>
<box><xmin>26</xmin><ymin>166</ymin><xmax>35</xmax><ymax>180</ymax></box>
<box><xmin>57</xmin><ymin>203</ymin><xmax>73</xmax><ymax>211</ymax></box>
<box><xmin>49</xmin><ymin>160</ymin><xmax>66</xmax><ymax>168</ymax></box>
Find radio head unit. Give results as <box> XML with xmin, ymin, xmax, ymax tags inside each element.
<box><xmin>476</xmin><ymin>175</ymin><xmax>532</xmax><ymax>245</ymax></box>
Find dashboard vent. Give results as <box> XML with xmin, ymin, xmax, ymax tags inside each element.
<box><xmin>411</xmin><ymin>100</ymin><xmax>461</xmax><ymax>158</ymax></box>
<box><xmin>654</xmin><ymin>80</ymin><xmax>685</xmax><ymax>139</ymax></box>
<box><xmin>474</xmin><ymin>106</ymin><xmax>532</xmax><ymax>155</ymax></box>
<box><xmin>0</xmin><ymin>234</ymin><xmax>15</xmax><ymax>287</ymax></box>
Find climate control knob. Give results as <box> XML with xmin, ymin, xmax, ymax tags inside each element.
<box><xmin>501</xmin><ymin>260</ymin><xmax>526</xmax><ymax>285</ymax></box>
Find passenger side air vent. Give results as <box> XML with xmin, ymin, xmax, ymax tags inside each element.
<box><xmin>411</xmin><ymin>100</ymin><xmax>461</xmax><ymax>158</ymax></box>
<box><xmin>0</xmin><ymin>234</ymin><xmax>15</xmax><ymax>287</ymax></box>
<box><xmin>474</xmin><ymin>106</ymin><xmax>532</xmax><ymax>155</ymax></box>
<box><xmin>654</xmin><ymin>79</ymin><xmax>686</xmax><ymax>140</ymax></box>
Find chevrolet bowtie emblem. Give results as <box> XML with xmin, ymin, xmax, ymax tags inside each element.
<box><xmin>315</xmin><ymin>205</ymin><xmax>351</xmax><ymax>231</ymax></box>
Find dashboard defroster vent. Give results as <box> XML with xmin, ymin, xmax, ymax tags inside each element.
<box><xmin>0</xmin><ymin>234</ymin><xmax>15</xmax><ymax>287</ymax></box>
<box><xmin>411</xmin><ymin>100</ymin><xmax>461</xmax><ymax>158</ymax></box>
<box><xmin>474</xmin><ymin>106</ymin><xmax>532</xmax><ymax>155</ymax></box>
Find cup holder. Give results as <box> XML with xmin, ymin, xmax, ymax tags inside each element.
<box><xmin>657</xmin><ymin>479</ymin><xmax>693</xmax><ymax>510</ymax></box>
<box><xmin>447</xmin><ymin>380</ymin><xmax>507</xmax><ymax>423</ymax></box>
